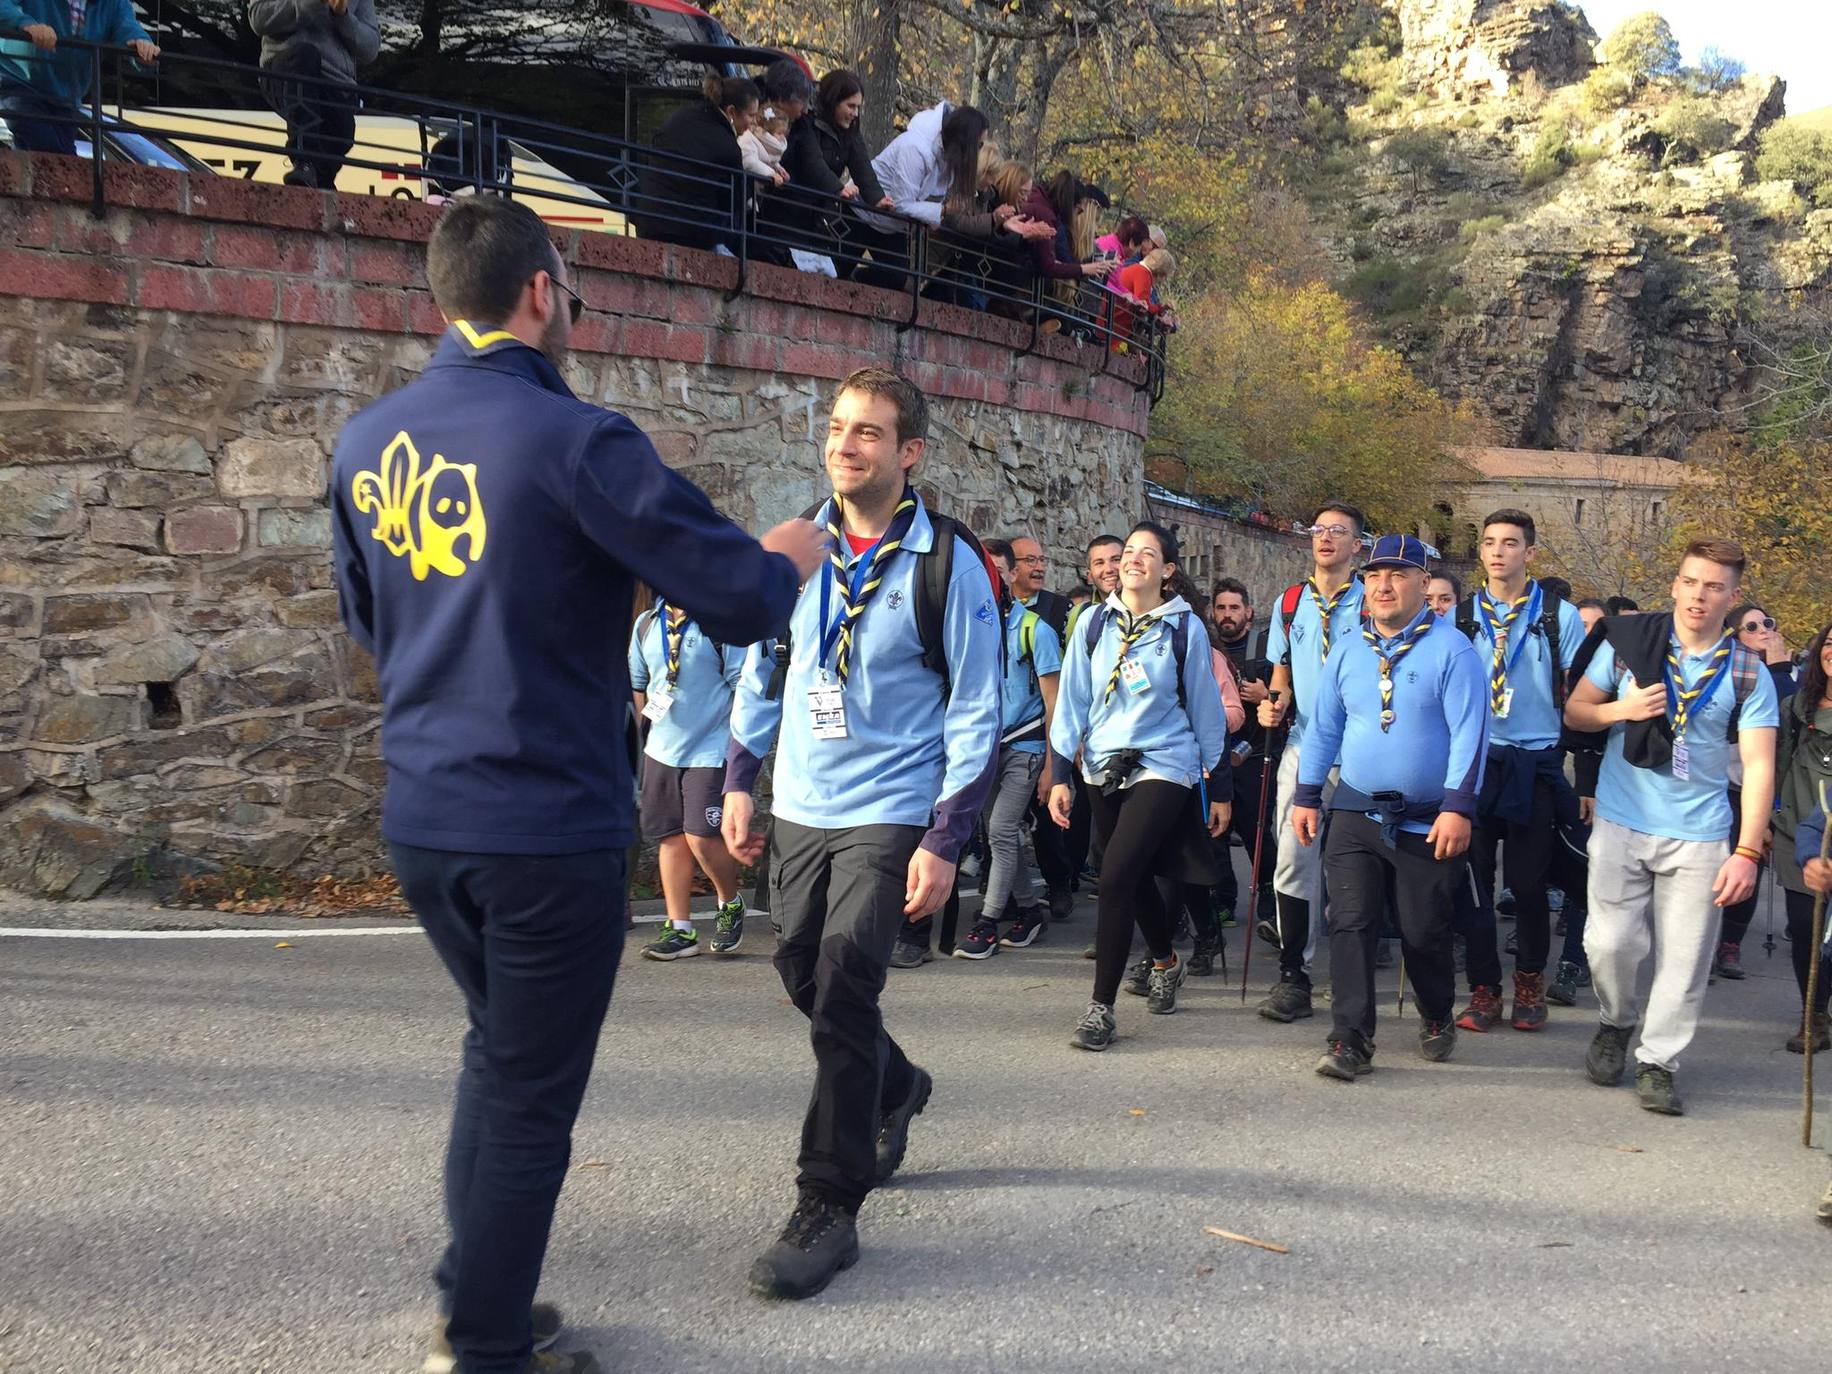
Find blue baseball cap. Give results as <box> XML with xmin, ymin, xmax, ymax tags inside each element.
<box><xmin>1364</xmin><ymin>533</ymin><xmax>1430</xmax><ymax>572</ymax></box>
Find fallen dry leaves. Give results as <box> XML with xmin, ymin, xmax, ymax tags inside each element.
<box><xmin>172</xmin><ymin>869</ymin><xmax>410</xmax><ymax>919</ymax></box>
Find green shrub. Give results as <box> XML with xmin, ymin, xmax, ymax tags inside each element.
<box><xmin>1755</xmin><ymin>122</ymin><xmax>1832</xmax><ymax>206</ymax></box>
<box><xmin>1523</xmin><ymin>125</ymin><xmax>1576</xmax><ymax>187</ymax></box>
<box><xmin>1344</xmin><ymin>257</ymin><xmax>1431</xmax><ymax>319</ymax></box>
<box><xmin>1368</xmin><ymin>86</ymin><xmax>1402</xmax><ymax>116</ymax></box>
<box><xmin>1440</xmin><ymin>287</ymin><xmax>1477</xmax><ymax>315</ymax></box>
<box><xmin>1458</xmin><ymin>214</ymin><xmax>1506</xmax><ymax>242</ymax></box>
<box><xmin>1600</xmin><ymin>12</ymin><xmax>1682</xmax><ymax>84</ymax></box>
<box><xmin>1387</xmin><ymin>127</ymin><xmax>1452</xmax><ymax>191</ymax></box>
<box><xmin>1582</xmin><ymin>66</ymin><xmax>1638</xmax><ymax>115</ymax></box>
<box><xmin>1654</xmin><ymin>97</ymin><xmax>1735</xmax><ymax>165</ymax></box>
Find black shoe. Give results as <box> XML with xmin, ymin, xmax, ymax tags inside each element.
<box><xmin>1585</xmin><ymin>1023</ymin><xmax>1635</xmax><ymax>1086</ymax></box>
<box><xmin>1046</xmin><ymin>886</ymin><xmax>1074</xmax><ymax>921</ymax></box>
<box><xmin>1000</xmin><ymin>907</ymin><xmax>1048</xmax><ymax>948</ymax></box>
<box><xmin>1713</xmin><ymin>941</ymin><xmax>1746</xmax><ymax>980</ymax></box>
<box><xmin>1257</xmin><ymin>978</ymin><xmax>1313</xmax><ymax>1023</ymax></box>
<box><xmin>282</xmin><ymin>163</ymin><xmax>319</xmax><ymax>188</ymax></box>
<box><xmin>749</xmin><ymin>1194</ymin><xmax>860</xmax><ymax>1300</ymax></box>
<box><xmin>1121</xmin><ymin>956</ymin><xmax>1152</xmax><ymax>997</ymax></box>
<box><xmin>1187</xmin><ymin>938</ymin><xmax>1217</xmax><ymax>977</ymax></box>
<box><xmin>873</xmin><ymin>1067</ymin><xmax>932</xmax><ymax>1184</ymax></box>
<box><xmin>1315</xmin><ymin>1038</ymin><xmax>1373</xmax><ymax>1081</ymax></box>
<box><xmin>1635</xmin><ymin>1064</ymin><xmax>1683</xmax><ymax>1115</ymax></box>
<box><xmin>1146</xmin><ymin>957</ymin><xmax>1186</xmax><ymax>1014</ymax></box>
<box><xmin>1418</xmin><ymin>1018</ymin><xmax>1457</xmax><ymax>1062</ymax></box>
<box><xmin>889</xmin><ymin>939</ymin><xmax>933</xmax><ymax>969</ymax></box>
<box><xmin>952</xmin><ymin>919</ymin><xmax>1000</xmax><ymax>960</ymax></box>
<box><xmin>1546</xmin><ymin>960</ymin><xmax>1581</xmax><ymax>1007</ymax></box>
<box><xmin>1070</xmin><ymin>1000</ymin><xmax>1117</xmax><ymax>1050</ymax></box>
<box><xmin>1503</xmin><ymin>928</ymin><xmax>1518</xmax><ymax>957</ymax></box>
<box><xmin>1374</xmin><ymin>939</ymin><xmax>1395</xmax><ymax>970</ymax></box>
<box><xmin>1255</xmin><ymin>918</ymin><xmax>1281</xmax><ymax>948</ymax></box>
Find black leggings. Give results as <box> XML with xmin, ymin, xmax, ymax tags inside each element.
<box><xmin>1088</xmin><ymin>780</ymin><xmax>1192</xmax><ymax>1004</ymax></box>
<box><xmin>1785</xmin><ymin>887</ymin><xmax>1832</xmax><ymax>1014</ymax></box>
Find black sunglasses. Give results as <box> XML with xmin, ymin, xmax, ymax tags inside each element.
<box><xmin>551</xmin><ymin>275</ymin><xmax>585</xmax><ymax>325</ymax></box>
<box><xmin>1740</xmin><ymin>616</ymin><xmax>1776</xmax><ymax>633</ymax></box>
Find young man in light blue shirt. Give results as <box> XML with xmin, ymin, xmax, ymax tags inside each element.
<box><xmin>1257</xmin><ymin>502</ymin><xmax>1366</xmax><ymax>1024</ymax></box>
<box><xmin>630</xmin><ymin>602</ymin><xmax>747</xmax><ymax>959</ymax></box>
<box><xmin>722</xmin><ymin>368</ymin><xmax>1002</xmax><ymax>1300</ymax></box>
<box><xmin>1564</xmin><ymin>538</ymin><xmax>1778</xmax><ymax>1116</ymax></box>
<box><xmin>1293</xmin><ymin>534</ymin><xmax>1488</xmax><ymax>1081</ymax></box>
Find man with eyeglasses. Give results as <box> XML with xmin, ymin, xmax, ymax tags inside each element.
<box><xmin>1007</xmin><ymin>535</ymin><xmax>1078</xmax><ymax>918</ymax></box>
<box><xmin>331</xmin><ymin>196</ymin><xmax>824</xmax><ymax>1374</ymax></box>
<box><xmin>1256</xmin><ymin>503</ymin><xmax>1367</xmax><ymax>1025</ymax></box>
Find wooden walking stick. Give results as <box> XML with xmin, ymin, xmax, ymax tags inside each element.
<box><xmin>1804</xmin><ymin>782</ymin><xmax>1831</xmax><ymax>1148</ymax></box>
<box><xmin>1240</xmin><ymin>693</ymin><xmax>1282</xmax><ymax>1005</ymax></box>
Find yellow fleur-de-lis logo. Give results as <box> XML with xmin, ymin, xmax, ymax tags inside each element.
<box><xmin>351</xmin><ymin>431</ymin><xmax>487</xmax><ymax>581</ymax></box>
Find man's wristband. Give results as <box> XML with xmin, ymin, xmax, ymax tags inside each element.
<box><xmin>1734</xmin><ymin>845</ymin><xmax>1762</xmax><ymax>863</ymax></box>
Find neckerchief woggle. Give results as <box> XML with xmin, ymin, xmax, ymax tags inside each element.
<box><xmin>1364</xmin><ymin>608</ymin><xmax>1435</xmax><ymax>733</ymax></box>
<box><xmin>1663</xmin><ymin>632</ymin><xmax>1733</xmax><ymax>741</ymax></box>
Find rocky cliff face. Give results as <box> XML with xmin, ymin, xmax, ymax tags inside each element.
<box><xmin>1311</xmin><ymin>0</ymin><xmax>1832</xmax><ymax>455</ymax></box>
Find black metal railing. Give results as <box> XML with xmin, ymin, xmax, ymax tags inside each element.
<box><xmin>0</xmin><ymin>31</ymin><xmax>1167</xmax><ymax>398</ymax></box>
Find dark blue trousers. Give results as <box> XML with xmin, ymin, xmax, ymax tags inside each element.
<box><xmin>391</xmin><ymin>842</ymin><xmax>626</xmax><ymax>1374</ymax></box>
<box><xmin>0</xmin><ymin>84</ymin><xmax>79</xmax><ymax>156</ymax></box>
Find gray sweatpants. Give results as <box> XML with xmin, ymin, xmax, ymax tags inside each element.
<box><xmin>1273</xmin><ymin>740</ymin><xmax>1336</xmax><ymax>963</ymax></box>
<box><xmin>981</xmin><ymin>745</ymin><xmax>1042</xmax><ymax>919</ymax></box>
<box><xmin>1584</xmin><ymin>817</ymin><xmax>1726</xmax><ymax>1072</ymax></box>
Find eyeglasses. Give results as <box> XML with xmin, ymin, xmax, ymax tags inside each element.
<box><xmin>1740</xmin><ymin>617</ymin><xmax>1776</xmax><ymax>633</ymax></box>
<box><xmin>1309</xmin><ymin>523</ymin><xmax>1355</xmax><ymax>539</ymax></box>
<box><xmin>551</xmin><ymin>275</ymin><xmax>586</xmax><ymax>325</ymax></box>
<box><xmin>1013</xmin><ymin>555</ymin><xmax>1046</xmax><ymax>566</ymax></box>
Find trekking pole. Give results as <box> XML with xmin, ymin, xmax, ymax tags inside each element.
<box><xmin>1763</xmin><ymin>864</ymin><xmax>1777</xmax><ymax>959</ymax></box>
<box><xmin>1396</xmin><ymin>952</ymin><xmax>1407</xmax><ymax>1018</ymax></box>
<box><xmin>1240</xmin><ymin>692</ymin><xmax>1281</xmax><ymax>1005</ymax></box>
<box><xmin>1805</xmin><ymin>783</ymin><xmax>1831</xmax><ymax>1148</ymax></box>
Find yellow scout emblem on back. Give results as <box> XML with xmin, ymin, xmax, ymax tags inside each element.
<box><xmin>352</xmin><ymin>431</ymin><xmax>487</xmax><ymax>580</ymax></box>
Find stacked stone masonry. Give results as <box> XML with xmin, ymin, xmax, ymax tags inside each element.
<box><xmin>0</xmin><ymin>152</ymin><xmax>1151</xmax><ymax>895</ymax></box>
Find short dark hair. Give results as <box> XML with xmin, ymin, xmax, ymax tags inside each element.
<box><xmin>1683</xmin><ymin>536</ymin><xmax>1747</xmax><ymax>578</ymax></box>
<box><xmin>427</xmin><ymin>197</ymin><xmax>560</xmax><ymax>325</ymax></box>
<box><xmin>1309</xmin><ymin>501</ymin><xmax>1365</xmax><ymax>534</ymax></box>
<box><xmin>1605</xmin><ymin>595</ymin><xmax>1640</xmax><ymax>615</ymax></box>
<box><xmin>983</xmin><ymin>538</ymin><xmax>1014</xmax><ymax>562</ymax></box>
<box><xmin>837</xmin><ymin>367</ymin><xmax>927</xmax><ymax>445</ymax></box>
<box><xmin>1429</xmin><ymin>570</ymin><xmax>1463</xmax><ymax>603</ymax></box>
<box><xmin>1539</xmin><ymin>575</ymin><xmax>1573</xmax><ymax>601</ymax></box>
<box><xmin>1114</xmin><ymin>215</ymin><xmax>1149</xmax><ymax>250</ymax></box>
<box><xmin>1577</xmin><ymin>597</ymin><xmax>1607</xmax><ymax>612</ymax></box>
<box><xmin>1127</xmin><ymin>520</ymin><xmax>1179</xmax><ymax>566</ymax></box>
<box><xmin>1086</xmin><ymin>533</ymin><xmax>1124</xmax><ymax>557</ymax></box>
<box><xmin>1069</xmin><ymin>581</ymin><xmax>1095</xmax><ymax>600</ymax></box>
<box><xmin>759</xmin><ymin>58</ymin><xmax>813</xmax><ymax>107</ymax></box>
<box><xmin>1211</xmin><ymin>576</ymin><xmax>1250</xmax><ymax>606</ymax></box>
<box><xmin>1482</xmin><ymin>507</ymin><xmax>1538</xmax><ymax>547</ymax></box>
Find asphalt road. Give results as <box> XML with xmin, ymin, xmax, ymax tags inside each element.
<box><xmin>2</xmin><ymin>891</ymin><xmax>1828</xmax><ymax>1374</ymax></box>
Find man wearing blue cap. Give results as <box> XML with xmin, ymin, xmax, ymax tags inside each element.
<box><xmin>1292</xmin><ymin>534</ymin><xmax>1490</xmax><ymax>1081</ymax></box>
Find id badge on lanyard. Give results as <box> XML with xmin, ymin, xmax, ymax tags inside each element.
<box><xmin>642</xmin><ymin>690</ymin><xmax>674</xmax><ymax>723</ymax></box>
<box><xmin>1119</xmin><ymin>657</ymin><xmax>1150</xmax><ymax>697</ymax></box>
<box><xmin>1671</xmin><ymin>737</ymin><xmax>1691</xmax><ymax>781</ymax></box>
<box><xmin>808</xmin><ymin>671</ymin><xmax>848</xmax><ymax>740</ymax></box>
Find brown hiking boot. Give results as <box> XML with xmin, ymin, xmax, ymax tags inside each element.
<box><xmin>1787</xmin><ymin>1011</ymin><xmax>1831</xmax><ymax>1054</ymax></box>
<box><xmin>1456</xmin><ymin>984</ymin><xmax>1502</xmax><ymax>1032</ymax></box>
<box><xmin>1511</xmin><ymin>970</ymin><xmax>1548</xmax><ymax>1031</ymax></box>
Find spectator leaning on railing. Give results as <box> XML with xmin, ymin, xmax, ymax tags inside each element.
<box><xmin>636</xmin><ymin>74</ymin><xmax>770</xmax><ymax>261</ymax></box>
<box><xmin>248</xmin><ymin>0</ymin><xmax>379</xmax><ymax>190</ymax></box>
<box><xmin>780</xmin><ymin>68</ymin><xmax>901</xmax><ymax>284</ymax></box>
<box><xmin>0</xmin><ymin>0</ymin><xmax>158</xmax><ymax>155</ymax></box>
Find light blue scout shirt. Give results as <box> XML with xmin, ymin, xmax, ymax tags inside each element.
<box><xmin>1585</xmin><ymin>639</ymin><xmax>1780</xmax><ymax>842</ymax></box>
<box><xmin>628</xmin><ymin>604</ymin><xmax>743</xmax><ymax>769</ymax></box>
<box><xmin>1047</xmin><ymin>595</ymin><xmax>1228</xmax><ymax>790</ymax></box>
<box><xmin>1002</xmin><ymin>603</ymin><xmax>1063</xmax><ymax>756</ymax></box>
<box><xmin>724</xmin><ymin>495</ymin><xmax>1003</xmax><ymax>862</ymax></box>
<box><xmin>1266</xmin><ymin>577</ymin><xmax>1366</xmax><ymax>747</ymax></box>
<box><xmin>1468</xmin><ymin>582</ymin><xmax>1586</xmax><ymax>750</ymax></box>
<box><xmin>1296</xmin><ymin>604</ymin><xmax>1490</xmax><ymax>831</ymax></box>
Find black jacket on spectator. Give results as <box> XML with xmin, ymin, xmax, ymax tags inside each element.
<box><xmin>782</xmin><ymin>114</ymin><xmax>886</xmax><ymax>208</ymax></box>
<box><xmin>636</xmin><ymin>100</ymin><xmax>746</xmax><ymax>253</ymax></box>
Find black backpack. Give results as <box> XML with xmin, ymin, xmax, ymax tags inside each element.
<box><xmin>1079</xmin><ymin>602</ymin><xmax>1193</xmax><ymax>712</ymax></box>
<box><xmin>1455</xmin><ymin>586</ymin><xmax>1569</xmax><ymax>710</ymax></box>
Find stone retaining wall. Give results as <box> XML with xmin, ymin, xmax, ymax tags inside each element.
<box><xmin>0</xmin><ymin>152</ymin><xmax>1151</xmax><ymax>896</ymax></box>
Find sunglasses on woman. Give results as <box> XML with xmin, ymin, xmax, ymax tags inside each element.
<box><xmin>1740</xmin><ymin>617</ymin><xmax>1775</xmax><ymax>633</ymax></box>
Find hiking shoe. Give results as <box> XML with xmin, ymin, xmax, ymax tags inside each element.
<box><xmin>1000</xmin><ymin>907</ymin><xmax>1048</xmax><ymax>948</ymax></box>
<box><xmin>1187</xmin><ymin>938</ymin><xmax>1218</xmax><ymax>977</ymax></box>
<box><xmin>952</xmin><ymin>920</ymin><xmax>1001</xmax><ymax>960</ymax></box>
<box><xmin>1315</xmin><ymin>1039</ymin><xmax>1373</xmax><ymax>1081</ymax></box>
<box><xmin>1046</xmin><ymin>886</ymin><xmax>1074</xmax><ymax>921</ymax></box>
<box><xmin>1258</xmin><ymin>979</ymin><xmax>1314</xmax><ymax>1023</ymax></box>
<box><xmin>1585</xmin><ymin>1023</ymin><xmax>1635</xmax><ymax>1086</ymax></box>
<box><xmin>1070</xmin><ymin>1000</ymin><xmax>1117</xmax><ymax>1051</ymax></box>
<box><xmin>1510</xmin><ymin>970</ymin><xmax>1548</xmax><ymax>1031</ymax></box>
<box><xmin>889</xmin><ymin>939</ymin><xmax>933</xmax><ymax>969</ymax></box>
<box><xmin>1503</xmin><ymin>928</ymin><xmax>1518</xmax><ymax>957</ymax></box>
<box><xmin>1456</xmin><ymin>984</ymin><xmax>1503</xmax><ymax>1032</ymax></box>
<box><xmin>1713</xmin><ymin>941</ymin><xmax>1746</xmax><ymax>980</ymax></box>
<box><xmin>711</xmin><ymin>899</ymin><xmax>745</xmax><ymax>954</ymax></box>
<box><xmin>1255</xmin><ymin>918</ymin><xmax>1281</xmax><ymax>948</ymax></box>
<box><xmin>1635</xmin><ymin>1064</ymin><xmax>1683</xmax><ymax>1116</ymax></box>
<box><xmin>425</xmin><ymin>1304</ymin><xmax>565</xmax><ymax>1373</ymax></box>
<box><xmin>1121</xmin><ymin>956</ymin><xmax>1153</xmax><ymax>997</ymax></box>
<box><xmin>873</xmin><ymin>1066</ymin><xmax>932</xmax><ymax>1184</ymax></box>
<box><xmin>749</xmin><ymin>1194</ymin><xmax>860</xmax><ymax>1300</ymax></box>
<box><xmin>1786</xmin><ymin>1012</ymin><xmax>1831</xmax><ymax>1054</ymax></box>
<box><xmin>1217</xmin><ymin>906</ymin><xmax>1238</xmax><ymax>929</ymax></box>
<box><xmin>1146</xmin><ymin>957</ymin><xmax>1186</xmax><ymax>1014</ymax></box>
<box><xmin>527</xmin><ymin>1353</ymin><xmax>601</xmax><ymax>1374</ymax></box>
<box><xmin>1818</xmin><ymin>1177</ymin><xmax>1832</xmax><ymax>1224</ymax></box>
<box><xmin>1546</xmin><ymin>961</ymin><xmax>1581</xmax><ymax>1007</ymax></box>
<box><xmin>642</xmin><ymin>926</ymin><xmax>700</xmax><ymax>960</ymax></box>
<box><xmin>1081</xmin><ymin>941</ymin><xmax>1097</xmax><ymax>960</ymax></box>
<box><xmin>1418</xmin><ymin>1019</ymin><xmax>1457</xmax><ymax>1062</ymax></box>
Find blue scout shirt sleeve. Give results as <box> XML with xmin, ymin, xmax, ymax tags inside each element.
<box><xmin>1267</xmin><ymin>598</ymin><xmax>1291</xmax><ymax>667</ymax></box>
<box><xmin>570</xmin><ymin>413</ymin><xmax>801</xmax><ymax>647</ymax></box>
<box><xmin>1181</xmin><ymin>616</ymin><xmax>1229</xmax><ymax>781</ymax></box>
<box><xmin>1585</xmin><ymin>646</ymin><xmax>1625</xmax><ymax>696</ymax></box>
<box><xmin>724</xmin><ymin>638</ymin><xmax>784</xmax><ymax>797</ymax></box>
<box><xmin>1556</xmin><ymin>599</ymin><xmax>1584</xmax><ymax>670</ymax></box>
<box><xmin>1440</xmin><ymin>635</ymin><xmax>1490</xmax><ymax>817</ymax></box>
<box><xmin>1033</xmin><ymin>617</ymin><xmax>1063</xmax><ymax>678</ymax></box>
<box><xmin>923</xmin><ymin>537</ymin><xmax>1003</xmax><ymax>862</ymax></box>
<box><xmin>628</xmin><ymin>614</ymin><xmax>652</xmax><ymax>693</ymax></box>
<box><xmin>1049</xmin><ymin>613</ymin><xmax>1094</xmax><ymax>786</ymax></box>
<box><xmin>1294</xmin><ymin>646</ymin><xmax>1347</xmax><ymax>807</ymax></box>
<box><xmin>1798</xmin><ymin>807</ymin><xmax>1828</xmax><ymax>874</ymax></box>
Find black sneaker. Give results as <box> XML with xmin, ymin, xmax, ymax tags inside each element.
<box><xmin>1635</xmin><ymin>1064</ymin><xmax>1683</xmax><ymax>1115</ymax></box>
<box><xmin>1257</xmin><ymin>979</ymin><xmax>1314</xmax><ymax>1023</ymax></box>
<box><xmin>1255</xmin><ymin>918</ymin><xmax>1281</xmax><ymax>948</ymax></box>
<box><xmin>711</xmin><ymin>899</ymin><xmax>745</xmax><ymax>954</ymax></box>
<box><xmin>873</xmin><ymin>1066</ymin><xmax>932</xmax><ymax>1184</ymax></box>
<box><xmin>1146</xmin><ymin>957</ymin><xmax>1186</xmax><ymax>1014</ymax></box>
<box><xmin>1046</xmin><ymin>886</ymin><xmax>1074</xmax><ymax>921</ymax></box>
<box><xmin>1121</xmin><ymin>956</ymin><xmax>1152</xmax><ymax>997</ymax></box>
<box><xmin>1546</xmin><ymin>960</ymin><xmax>1581</xmax><ymax>1007</ymax></box>
<box><xmin>1070</xmin><ymin>1000</ymin><xmax>1117</xmax><ymax>1051</ymax></box>
<box><xmin>1187</xmin><ymin>938</ymin><xmax>1218</xmax><ymax>977</ymax></box>
<box><xmin>889</xmin><ymin>939</ymin><xmax>933</xmax><ymax>969</ymax></box>
<box><xmin>1216</xmin><ymin>906</ymin><xmax>1238</xmax><ymax>930</ymax></box>
<box><xmin>952</xmin><ymin>920</ymin><xmax>1001</xmax><ymax>960</ymax></box>
<box><xmin>642</xmin><ymin>926</ymin><xmax>701</xmax><ymax>961</ymax></box>
<box><xmin>1418</xmin><ymin>1019</ymin><xmax>1457</xmax><ymax>1062</ymax></box>
<box><xmin>749</xmin><ymin>1194</ymin><xmax>860</xmax><ymax>1300</ymax></box>
<box><xmin>1713</xmin><ymin>941</ymin><xmax>1746</xmax><ymax>980</ymax></box>
<box><xmin>1315</xmin><ymin>1039</ymin><xmax>1372</xmax><ymax>1081</ymax></box>
<box><xmin>1585</xmin><ymin>1023</ymin><xmax>1635</xmax><ymax>1086</ymax></box>
<box><xmin>1000</xmin><ymin>907</ymin><xmax>1048</xmax><ymax>947</ymax></box>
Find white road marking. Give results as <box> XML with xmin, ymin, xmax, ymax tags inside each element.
<box><xmin>0</xmin><ymin>925</ymin><xmax>423</xmax><ymax>940</ymax></box>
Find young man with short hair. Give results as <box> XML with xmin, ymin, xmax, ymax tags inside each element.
<box><xmin>1453</xmin><ymin>508</ymin><xmax>1588</xmax><ymax>1033</ymax></box>
<box><xmin>1293</xmin><ymin>535</ymin><xmax>1488</xmax><ymax>1080</ymax></box>
<box><xmin>1007</xmin><ymin>534</ymin><xmax>1076</xmax><ymax>916</ymax></box>
<box><xmin>723</xmin><ymin>367</ymin><xmax>1001</xmax><ymax>1298</ymax></box>
<box><xmin>1564</xmin><ymin>539</ymin><xmax>1780</xmax><ymax>1116</ymax></box>
<box><xmin>1257</xmin><ymin>503</ymin><xmax>1367</xmax><ymax>1024</ymax></box>
<box><xmin>1211</xmin><ymin>577</ymin><xmax>1277</xmax><ymax>929</ymax></box>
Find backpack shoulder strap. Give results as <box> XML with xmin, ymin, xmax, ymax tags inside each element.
<box><xmin>1171</xmin><ymin>611</ymin><xmax>1191</xmax><ymax>713</ymax></box>
<box><xmin>635</xmin><ymin>607</ymin><xmax>658</xmax><ymax>642</ymax></box>
<box><xmin>919</xmin><ymin>512</ymin><xmax>1005</xmax><ymax>696</ymax></box>
<box><xmin>1082</xmin><ymin>603</ymin><xmax>1113</xmax><ymax>656</ymax></box>
<box><xmin>1539</xmin><ymin>588</ymin><xmax>1566</xmax><ymax>708</ymax></box>
<box><xmin>1455</xmin><ymin>594</ymin><xmax>1476</xmax><ymax>640</ymax></box>
<box><xmin>1277</xmin><ymin>583</ymin><xmax>1304</xmax><ymax>666</ymax></box>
